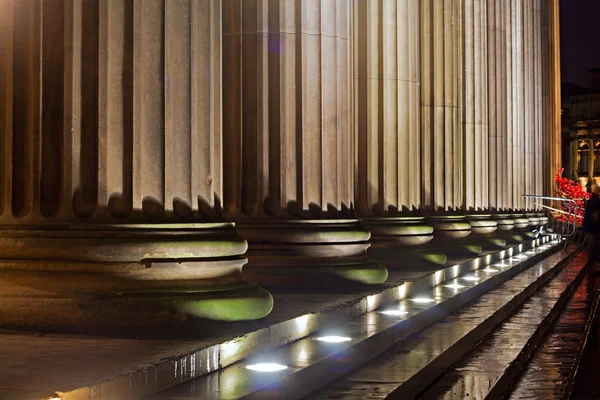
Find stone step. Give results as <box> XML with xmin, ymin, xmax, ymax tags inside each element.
<box><xmin>0</xmin><ymin>237</ymin><xmax>550</xmax><ymax>400</ymax></box>
<box><xmin>565</xmin><ymin>272</ymin><xmax>600</xmax><ymax>399</ymax></box>
<box><xmin>293</xmin><ymin>246</ymin><xmax>579</xmax><ymax>400</ymax></box>
<box><xmin>417</xmin><ymin>249</ymin><xmax>587</xmax><ymax>400</ymax></box>
<box><xmin>508</xmin><ymin>260</ymin><xmax>599</xmax><ymax>400</ymax></box>
<box><xmin>149</xmin><ymin>240</ymin><xmax>564</xmax><ymax>400</ymax></box>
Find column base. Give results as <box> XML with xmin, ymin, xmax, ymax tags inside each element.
<box><xmin>466</xmin><ymin>215</ymin><xmax>507</xmax><ymax>250</ymax></box>
<box><xmin>362</xmin><ymin>217</ymin><xmax>447</xmax><ymax>270</ymax></box>
<box><xmin>526</xmin><ymin>212</ymin><xmax>541</xmax><ymax>227</ymax></box>
<box><xmin>237</xmin><ymin>219</ymin><xmax>388</xmax><ymax>289</ymax></box>
<box><xmin>0</xmin><ymin>223</ymin><xmax>273</xmax><ymax>333</ymax></box>
<box><xmin>427</xmin><ymin>215</ymin><xmax>481</xmax><ymax>258</ymax></box>
<box><xmin>493</xmin><ymin>214</ymin><xmax>516</xmax><ymax>231</ymax></box>
<box><xmin>492</xmin><ymin>214</ymin><xmax>527</xmax><ymax>243</ymax></box>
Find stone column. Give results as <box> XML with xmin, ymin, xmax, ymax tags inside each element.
<box><xmin>0</xmin><ymin>0</ymin><xmax>272</xmax><ymax>333</ymax></box>
<box><xmin>541</xmin><ymin>0</ymin><xmax>561</xmax><ymax>197</ymax></box>
<box><xmin>488</xmin><ymin>0</ymin><xmax>507</xmax><ymax>211</ymax></box>
<box><xmin>487</xmin><ymin>0</ymin><xmax>517</xmax><ymax>241</ymax></box>
<box><xmin>421</xmin><ymin>1</ymin><xmax>488</xmax><ymax>258</ymax></box>
<box><xmin>352</xmin><ymin>1</ymin><xmax>446</xmax><ymax>271</ymax></box>
<box><xmin>421</xmin><ymin>0</ymin><xmax>464</xmax><ymax>211</ymax></box>
<box><xmin>221</xmin><ymin>0</ymin><xmax>387</xmax><ymax>289</ymax></box>
<box><xmin>464</xmin><ymin>0</ymin><xmax>488</xmax><ymax>212</ymax></box>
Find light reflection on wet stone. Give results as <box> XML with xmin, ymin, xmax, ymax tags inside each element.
<box><xmin>509</xmin><ymin>258</ymin><xmax>594</xmax><ymax>400</ymax></box>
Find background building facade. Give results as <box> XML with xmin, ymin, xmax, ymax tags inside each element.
<box><xmin>562</xmin><ymin>68</ymin><xmax>600</xmax><ymax>189</ymax></box>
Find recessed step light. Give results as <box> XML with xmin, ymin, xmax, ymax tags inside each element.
<box><xmin>380</xmin><ymin>309</ymin><xmax>409</xmax><ymax>316</ymax></box>
<box><xmin>412</xmin><ymin>297</ymin><xmax>435</xmax><ymax>304</ymax></box>
<box><xmin>245</xmin><ymin>363</ymin><xmax>288</xmax><ymax>372</ymax></box>
<box><xmin>444</xmin><ymin>283</ymin><xmax>465</xmax><ymax>290</ymax></box>
<box><xmin>316</xmin><ymin>336</ymin><xmax>352</xmax><ymax>343</ymax></box>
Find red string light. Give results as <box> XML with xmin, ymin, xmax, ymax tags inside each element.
<box><xmin>554</xmin><ymin>168</ymin><xmax>590</xmax><ymax>226</ymax></box>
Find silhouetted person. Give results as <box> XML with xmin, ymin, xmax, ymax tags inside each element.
<box><xmin>583</xmin><ymin>184</ymin><xmax>600</xmax><ymax>269</ymax></box>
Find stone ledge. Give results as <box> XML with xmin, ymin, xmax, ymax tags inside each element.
<box><xmin>0</xmin><ymin>236</ymin><xmax>555</xmax><ymax>400</ymax></box>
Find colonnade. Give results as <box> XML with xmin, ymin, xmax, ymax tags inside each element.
<box><xmin>0</xmin><ymin>0</ymin><xmax>561</xmax><ymax>333</ymax></box>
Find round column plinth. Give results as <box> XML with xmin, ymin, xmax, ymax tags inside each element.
<box><xmin>427</xmin><ymin>216</ymin><xmax>472</xmax><ymax>240</ymax></box>
<box><xmin>464</xmin><ymin>215</ymin><xmax>507</xmax><ymax>250</ymax></box>
<box><xmin>511</xmin><ymin>213</ymin><xmax>537</xmax><ymax>240</ymax></box>
<box><xmin>0</xmin><ymin>223</ymin><xmax>273</xmax><ymax>333</ymax></box>
<box><xmin>536</xmin><ymin>212</ymin><xmax>549</xmax><ymax>226</ymax></box>
<box><xmin>511</xmin><ymin>213</ymin><xmax>532</xmax><ymax>230</ymax></box>
<box><xmin>362</xmin><ymin>217</ymin><xmax>447</xmax><ymax>270</ymax></box>
<box><xmin>237</xmin><ymin>219</ymin><xmax>388</xmax><ymax>289</ymax></box>
<box><xmin>526</xmin><ymin>213</ymin><xmax>541</xmax><ymax>227</ymax></box>
<box><xmin>427</xmin><ymin>216</ymin><xmax>482</xmax><ymax>258</ymax></box>
<box><xmin>466</xmin><ymin>215</ymin><xmax>498</xmax><ymax>235</ymax></box>
<box><xmin>492</xmin><ymin>214</ymin><xmax>526</xmax><ymax>243</ymax></box>
<box><xmin>492</xmin><ymin>214</ymin><xmax>516</xmax><ymax>231</ymax></box>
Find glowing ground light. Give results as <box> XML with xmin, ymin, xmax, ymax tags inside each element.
<box><xmin>316</xmin><ymin>336</ymin><xmax>352</xmax><ymax>343</ymax></box>
<box><xmin>482</xmin><ymin>268</ymin><xmax>498</xmax><ymax>273</ymax></box>
<box><xmin>495</xmin><ymin>263</ymin><xmax>510</xmax><ymax>267</ymax></box>
<box><xmin>463</xmin><ymin>276</ymin><xmax>481</xmax><ymax>282</ymax></box>
<box><xmin>380</xmin><ymin>309</ymin><xmax>409</xmax><ymax>316</ymax></box>
<box><xmin>245</xmin><ymin>363</ymin><xmax>288</xmax><ymax>372</ymax></box>
<box><xmin>444</xmin><ymin>283</ymin><xmax>465</xmax><ymax>290</ymax></box>
<box><xmin>412</xmin><ymin>297</ymin><xmax>435</xmax><ymax>304</ymax></box>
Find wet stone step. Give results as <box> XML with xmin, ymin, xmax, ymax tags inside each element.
<box><xmin>149</xmin><ymin>242</ymin><xmax>561</xmax><ymax>400</ymax></box>
<box><xmin>418</xmin><ymin>250</ymin><xmax>588</xmax><ymax>400</ymax></box>
<box><xmin>569</xmin><ymin>274</ymin><xmax>600</xmax><ymax>400</ymax></box>
<box><xmin>508</xmin><ymin>267</ymin><xmax>599</xmax><ymax>400</ymax></box>
<box><xmin>299</xmin><ymin>248</ymin><xmax>577</xmax><ymax>400</ymax></box>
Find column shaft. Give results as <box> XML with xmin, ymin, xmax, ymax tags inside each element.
<box><xmin>223</xmin><ymin>0</ymin><xmax>354</xmax><ymax>218</ymax></box>
<box><xmin>1</xmin><ymin>0</ymin><xmax>224</xmax><ymax>222</ymax></box>
<box><xmin>355</xmin><ymin>0</ymin><xmax>420</xmax><ymax>214</ymax></box>
<box><xmin>464</xmin><ymin>0</ymin><xmax>488</xmax><ymax>211</ymax></box>
<box><xmin>421</xmin><ymin>0</ymin><xmax>463</xmax><ymax>210</ymax></box>
<box><xmin>222</xmin><ymin>0</ymin><xmax>386</xmax><ymax>289</ymax></box>
<box><xmin>0</xmin><ymin>0</ymin><xmax>272</xmax><ymax>333</ymax></box>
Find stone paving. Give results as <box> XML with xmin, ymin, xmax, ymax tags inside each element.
<box><xmin>419</xmin><ymin>251</ymin><xmax>587</xmax><ymax>399</ymax></box>
<box><xmin>289</xmin><ymin>249</ymin><xmax>576</xmax><ymax>400</ymax></box>
<box><xmin>508</xmin><ymin>263</ymin><xmax>598</xmax><ymax>399</ymax></box>
<box><xmin>570</xmin><ymin>273</ymin><xmax>600</xmax><ymax>400</ymax></box>
<box><xmin>0</xmin><ymin>244</ymin><xmax>543</xmax><ymax>400</ymax></box>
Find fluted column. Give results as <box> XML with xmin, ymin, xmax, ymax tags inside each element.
<box><xmin>352</xmin><ymin>1</ymin><xmax>447</xmax><ymax>271</ymax></box>
<box><xmin>541</xmin><ymin>0</ymin><xmax>561</xmax><ymax>197</ymax></box>
<box><xmin>533</xmin><ymin>0</ymin><xmax>544</xmax><ymax>208</ymax></box>
<box><xmin>221</xmin><ymin>0</ymin><xmax>387</xmax><ymax>289</ymax></box>
<box><xmin>464</xmin><ymin>0</ymin><xmax>488</xmax><ymax>211</ymax></box>
<box><xmin>421</xmin><ymin>0</ymin><xmax>463</xmax><ymax>211</ymax></box>
<box><xmin>0</xmin><ymin>0</ymin><xmax>273</xmax><ymax>334</ymax></box>
<box><xmin>354</xmin><ymin>0</ymin><xmax>421</xmax><ymax>215</ymax></box>
<box><xmin>507</xmin><ymin>0</ymin><xmax>524</xmax><ymax>210</ymax></box>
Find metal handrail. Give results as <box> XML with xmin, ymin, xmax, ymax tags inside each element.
<box><xmin>522</xmin><ymin>194</ymin><xmax>581</xmax><ymax>239</ymax></box>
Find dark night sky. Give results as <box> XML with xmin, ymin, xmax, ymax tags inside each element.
<box><xmin>560</xmin><ymin>0</ymin><xmax>600</xmax><ymax>87</ymax></box>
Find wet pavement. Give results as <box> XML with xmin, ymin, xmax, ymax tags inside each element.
<box><xmin>416</xmin><ymin>251</ymin><xmax>587</xmax><ymax>400</ymax></box>
<box><xmin>300</xmin><ymin>249</ymin><xmax>575</xmax><ymax>400</ymax></box>
<box><xmin>151</xmin><ymin>244</ymin><xmax>565</xmax><ymax>399</ymax></box>
<box><xmin>570</xmin><ymin>271</ymin><xmax>600</xmax><ymax>400</ymax></box>
<box><xmin>509</xmin><ymin>261</ymin><xmax>598</xmax><ymax>400</ymax></box>
<box><xmin>0</xmin><ymin>244</ymin><xmax>551</xmax><ymax>400</ymax></box>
